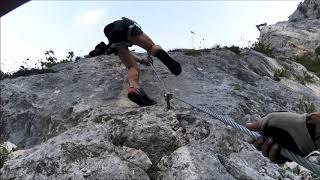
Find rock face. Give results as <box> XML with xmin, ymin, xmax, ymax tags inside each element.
<box><xmin>1</xmin><ymin>1</ymin><xmax>320</xmax><ymax>179</ymax></box>
<box><xmin>289</xmin><ymin>0</ymin><xmax>320</xmax><ymax>21</ymax></box>
<box><xmin>259</xmin><ymin>0</ymin><xmax>320</xmax><ymax>59</ymax></box>
<box><xmin>1</xmin><ymin>48</ymin><xmax>320</xmax><ymax>179</ymax></box>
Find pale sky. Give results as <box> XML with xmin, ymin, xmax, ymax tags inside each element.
<box><xmin>1</xmin><ymin>1</ymin><xmax>301</xmax><ymax>73</ymax></box>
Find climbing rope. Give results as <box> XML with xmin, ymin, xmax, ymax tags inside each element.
<box><xmin>148</xmin><ymin>55</ymin><xmax>320</xmax><ymax>175</ymax></box>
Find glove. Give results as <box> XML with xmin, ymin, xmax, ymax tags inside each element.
<box><xmin>260</xmin><ymin>112</ymin><xmax>318</xmax><ymax>156</ymax></box>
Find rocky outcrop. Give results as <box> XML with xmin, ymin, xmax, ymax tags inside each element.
<box><xmin>259</xmin><ymin>0</ymin><xmax>320</xmax><ymax>59</ymax></box>
<box><xmin>1</xmin><ymin>47</ymin><xmax>320</xmax><ymax>179</ymax></box>
<box><xmin>289</xmin><ymin>0</ymin><xmax>320</xmax><ymax>21</ymax></box>
<box><xmin>1</xmin><ymin>1</ymin><xmax>320</xmax><ymax>179</ymax></box>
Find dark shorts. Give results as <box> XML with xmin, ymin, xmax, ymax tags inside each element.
<box><xmin>104</xmin><ymin>17</ymin><xmax>143</xmax><ymax>51</ymax></box>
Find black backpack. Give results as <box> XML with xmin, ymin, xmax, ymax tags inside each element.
<box><xmin>89</xmin><ymin>41</ymin><xmax>113</xmax><ymax>57</ymax></box>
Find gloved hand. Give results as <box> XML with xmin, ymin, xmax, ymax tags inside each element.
<box><xmin>246</xmin><ymin>112</ymin><xmax>320</xmax><ymax>163</ymax></box>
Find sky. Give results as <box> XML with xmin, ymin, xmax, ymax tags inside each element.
<box><xmin>1</xmin><ymin>0</ymin><xmax>301</xmax><ymax>73</ymax></box>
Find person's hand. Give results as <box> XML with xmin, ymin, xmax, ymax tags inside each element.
<box><xmin>139</xmin><ymin>58</ymin><xmax>151</xmax><ymax>66</ymax></box>
<box><xmin>246</xmin><ymin>122</ymin><xmax>284</xmax><ymax>163</ymax></box>
<box><xmin>246</xmin><ymin>112</ymin><xmax>320</xmax><ymax>164</ymax></box>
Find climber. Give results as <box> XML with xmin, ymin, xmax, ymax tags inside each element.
<box><xmin>101</xmin><ymin>17</ymin><xmax>182</xmax><ymax>107</ymax></box>
<box><xmin>246</xmin><ymin>112</ymin><xmax>320</xmax><ymax>164</ymax></box>
<box><xmin>89</xmin><ymin>42</ymin><xmax>109</xmax><ymax>57</ymax></box>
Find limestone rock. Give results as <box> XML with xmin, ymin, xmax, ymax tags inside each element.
<box><xmin>1</xmin><ymin>48</ymin><xmax>319</xmax><ymax>179</ymax></box>
<box><xmin>259</xmin><ymin>0</ymin><xmax>320</xmax><ymax>59</ymax></box>
<box><xmin>1</xmin><ymin>2</ymin><xmax>320</xmax><ymax>177</ymax></box>
<box><xmin>289</xmin><ymin>0</ymin><xmax>320</xmax><ymax>22</ymax></box>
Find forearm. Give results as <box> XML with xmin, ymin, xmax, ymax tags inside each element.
<box><xmin>132</xmin><ymin>53</ymin><xmax>142</xmax><ymax>63</ymax></box>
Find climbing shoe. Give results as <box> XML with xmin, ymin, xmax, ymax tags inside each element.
<box><xmin>128</xmin><ymin>87</ymin><xmax>157</xmax><ymax>107</ymax></box>
<box><xmin>154</xmin><ymin>49</ymin><xmax>182</xmax><ymax>76</ymax></box>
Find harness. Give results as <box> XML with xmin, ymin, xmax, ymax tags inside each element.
<box><xmin>124</xmin><ymin>17</ymin><xmax>142</xmax><ymax>38</ymax></box>
<box><xmin>110</xmin><ymin>17</ymin><xmax>142</xmax><ymax>49</ymax></box>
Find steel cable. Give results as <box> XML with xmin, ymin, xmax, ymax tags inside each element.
<box><xmin>148</xmin><ymin>55</ymin><xmax>320</xmax><ymax>175</ymax></box>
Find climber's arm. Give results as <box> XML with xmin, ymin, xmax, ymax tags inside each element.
<box><xmin>246</xmin><ymin>112</ymin><xmax>320</xmax><ymax>164</ymax></box>
<box><xmin>132</xmin><ymin>53</ymin><xmax>150</xmax><ymax>66</ymax></box>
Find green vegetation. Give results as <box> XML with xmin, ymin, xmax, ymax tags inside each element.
<box><xmin>0</xmin><ymin>145</ymin><xmax>9</xmax><ymax>169</ymax></box>
<box><xmin>233</xmin><ymin>83</ymin><xmax>241</xmax><ymax>91</ymax></box>
<box><xmin>0</xmin><ymin>68</ymin><xmax>55</xmax><ymax>80</ymax></box>
<box><xmin>215</xmin><ymin>44</ymin><xmax>222</xmax><ymax>50</ymax></box>
<box><xmin>298</xmin><ymin>97</ymin><xmax>316</xmax><ymax>113</ymax></box>
<box><xmin>295</xmin><ymin>55</ymin><xmax>320</xmax><ymax>78</ymax></box>
<box><xmin>1</xmin><ymin>50</ymin><xmax>78</xmax><ymax>80</ymax></box>
<box><xmin>224</xmin><ymin>45</ymin><xmax>241</xmax><ymax>55</ymax></box>
<box><xmin>41</xmin><ymin>50</ymin><xmax>74</xmax><ymax>68</ymax></box>
<box><xmin>315</xmin><ymin>46</ymin><xmax>320</xmax><ymax>57</ymax></box>
<box><xmin>297</xmin><ymin>71</ymin><xmax>315</xmax><ymax>85</ymax></box>
<box><xmin>171</xmin><ymin>45</ymin><xmax>240</xmax><ymax>57</ymax></box>
<box><xmin>252</xmin><ymin>41</ymin><xmax>273</xmax><ymax>57</ymax></box>
<box><xmin>182</xmin><ymin>48</ymin><xmax>211</xmax><ymax>56</ymax></box>
<box><xmin>273</xmin><ymin>68</ymin><xmax>289</xmax><ymax>81</ymax></box>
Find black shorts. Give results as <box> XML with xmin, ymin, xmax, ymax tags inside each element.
<box><xmin>104</xmin><ymin>17</ymin><xmax>143</xmax><ymax>49</ymax></box>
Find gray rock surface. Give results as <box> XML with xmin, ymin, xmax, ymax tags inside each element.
<box><xmin>1</xmin><ymin>1</ymin><xmax>320</xmax><ymax>179</ymax></box>
<box><xmin>259</xmin><ymin>0</ymin><xmax>320</xmax><ymax>59</ymax></box>
<box><xmin>289</xmin><ymin>0</ymin><xmax>320</xmax><ymax>22</ymax></box>
<box><xmin>1</xmin><ymin>47</ymin><xmax>320</xmax><ymax>179</ymax></box>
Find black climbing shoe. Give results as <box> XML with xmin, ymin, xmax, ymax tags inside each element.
<box><xmin>128</xmin><ymin>87</ymin><xmax>157</xmax><ymax>107</ymax></box>
<box><xmin>154</xmin><ymin>49</ymin><xmax>182</xmax><ymax>76</ymax></box>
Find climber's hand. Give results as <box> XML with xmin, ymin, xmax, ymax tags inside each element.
<box><xmin>246</xmin><ymin>112</ymin><xmax>320</xmax><ymax>164</ymax></box>
<box><xmin>139</xmin><ymin>59</ymin><xmax>151</xmax><ymax>66</ymax></box>
<box><xmin>246</xmin><ymin>122</ymin><xmax>284</xmax><ymax>164</ymax></box>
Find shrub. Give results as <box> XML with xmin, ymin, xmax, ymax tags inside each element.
<box><xmin>183</xmin><ymin>48</ymin><xmax>211</xmax><ymax>56</ymax></box>
<box><xmin>273</xmin><ymin>68</ymin><xmax>289</xmax><ymax>81</ymax></box>
<box><xmin>1</xmin><ymin>67</ymin><xmax>56</xmax><ymax>80</ymax></box>
<box><xmin>215</xmin><ymin>44</ymin><xmax>222</xmax><ymax>50</ymax></box>
<box><xmin>11</xmin><ymin>68</ymin><xmax>55</xmax><ymax>79</ymax></box>
<box><xmin>225</xmin><ymin>45</ymin><xmax>241</xmax><ymax>55</ymax></box>
<box><xmin>1</xmin><ymin>49</ymin><xmax>75</xmax><ymax>80</ymax></box>
<box><xmin>252</xmin><ymin>41</ymin><xmax>273</xmax><ymax>57</ymax></box>
<box><xmin>0</xmin><ymin>145</ymin><xmax>9</xmax><ymax>168</ymax></box>
<box><xmin>295</xmin><ymin>55</ymin><xmax>320</xmax><ymax>77</ymax></box>
<box><xmin>0</xmin><ymin>70</ymin><xmax>10</xmax><ymax>80</ymax></box>
<box><xmin>41</xmin><ymin>50</ymin><xmax>73</xmax><ymax>68</ymax></box>
<box><xmin>233</xmin><ymin>83</ymin><xmax>241</xmax><ymax>91</ymax></box>
<box><xmin>184</xmin><ymin>49</ymin><xmax>202</xmax><ymax>56</ymax></box>
<box><xmin>298</xmin><ymin>71</ymin><xmax>315</xmax><ymax>85</ymax></box>
<box><xmin>298</xmin><ymin>97</ymin><xmax>316</xmax><ymax>113</ymax></box>
<box><xmin>315</xmin><ymin>46</ymin><xmax>320</xmax><ymax>56</ymax></box>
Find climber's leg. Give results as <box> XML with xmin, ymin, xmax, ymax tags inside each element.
<box><xmin>117</xmin><ymin>47</ymin><xmax>156</xmax><ymax>107</ymax></box>
<box><xmin>128</xmin><ymin>33</ymin><xmax>182</xmax><ymax>76</ymax></box>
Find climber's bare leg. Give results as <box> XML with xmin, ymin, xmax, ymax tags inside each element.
<box><xmin>128</xmin><ymin>32</ymin><xmax>182</xmax><ymax>76</ymax></box>
<box><xmin>117</xmin><ymin>47</ymin><xmax>140</xmax><ymax>88</ymax></box>
<box><xmin>128</xmin><ymin>32</ymin><xmax>162</xmax><ymax>56</ymax></box>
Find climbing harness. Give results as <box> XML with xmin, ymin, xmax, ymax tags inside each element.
<box><xmin>122</xmin><ymin>17</ymin><xmax>142</xmax><ymax>38</ymax></box>
<box><xmin>147</xmin><ymin>55</ymin><xmax>320</xmax><ymax>175</ymax></box>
